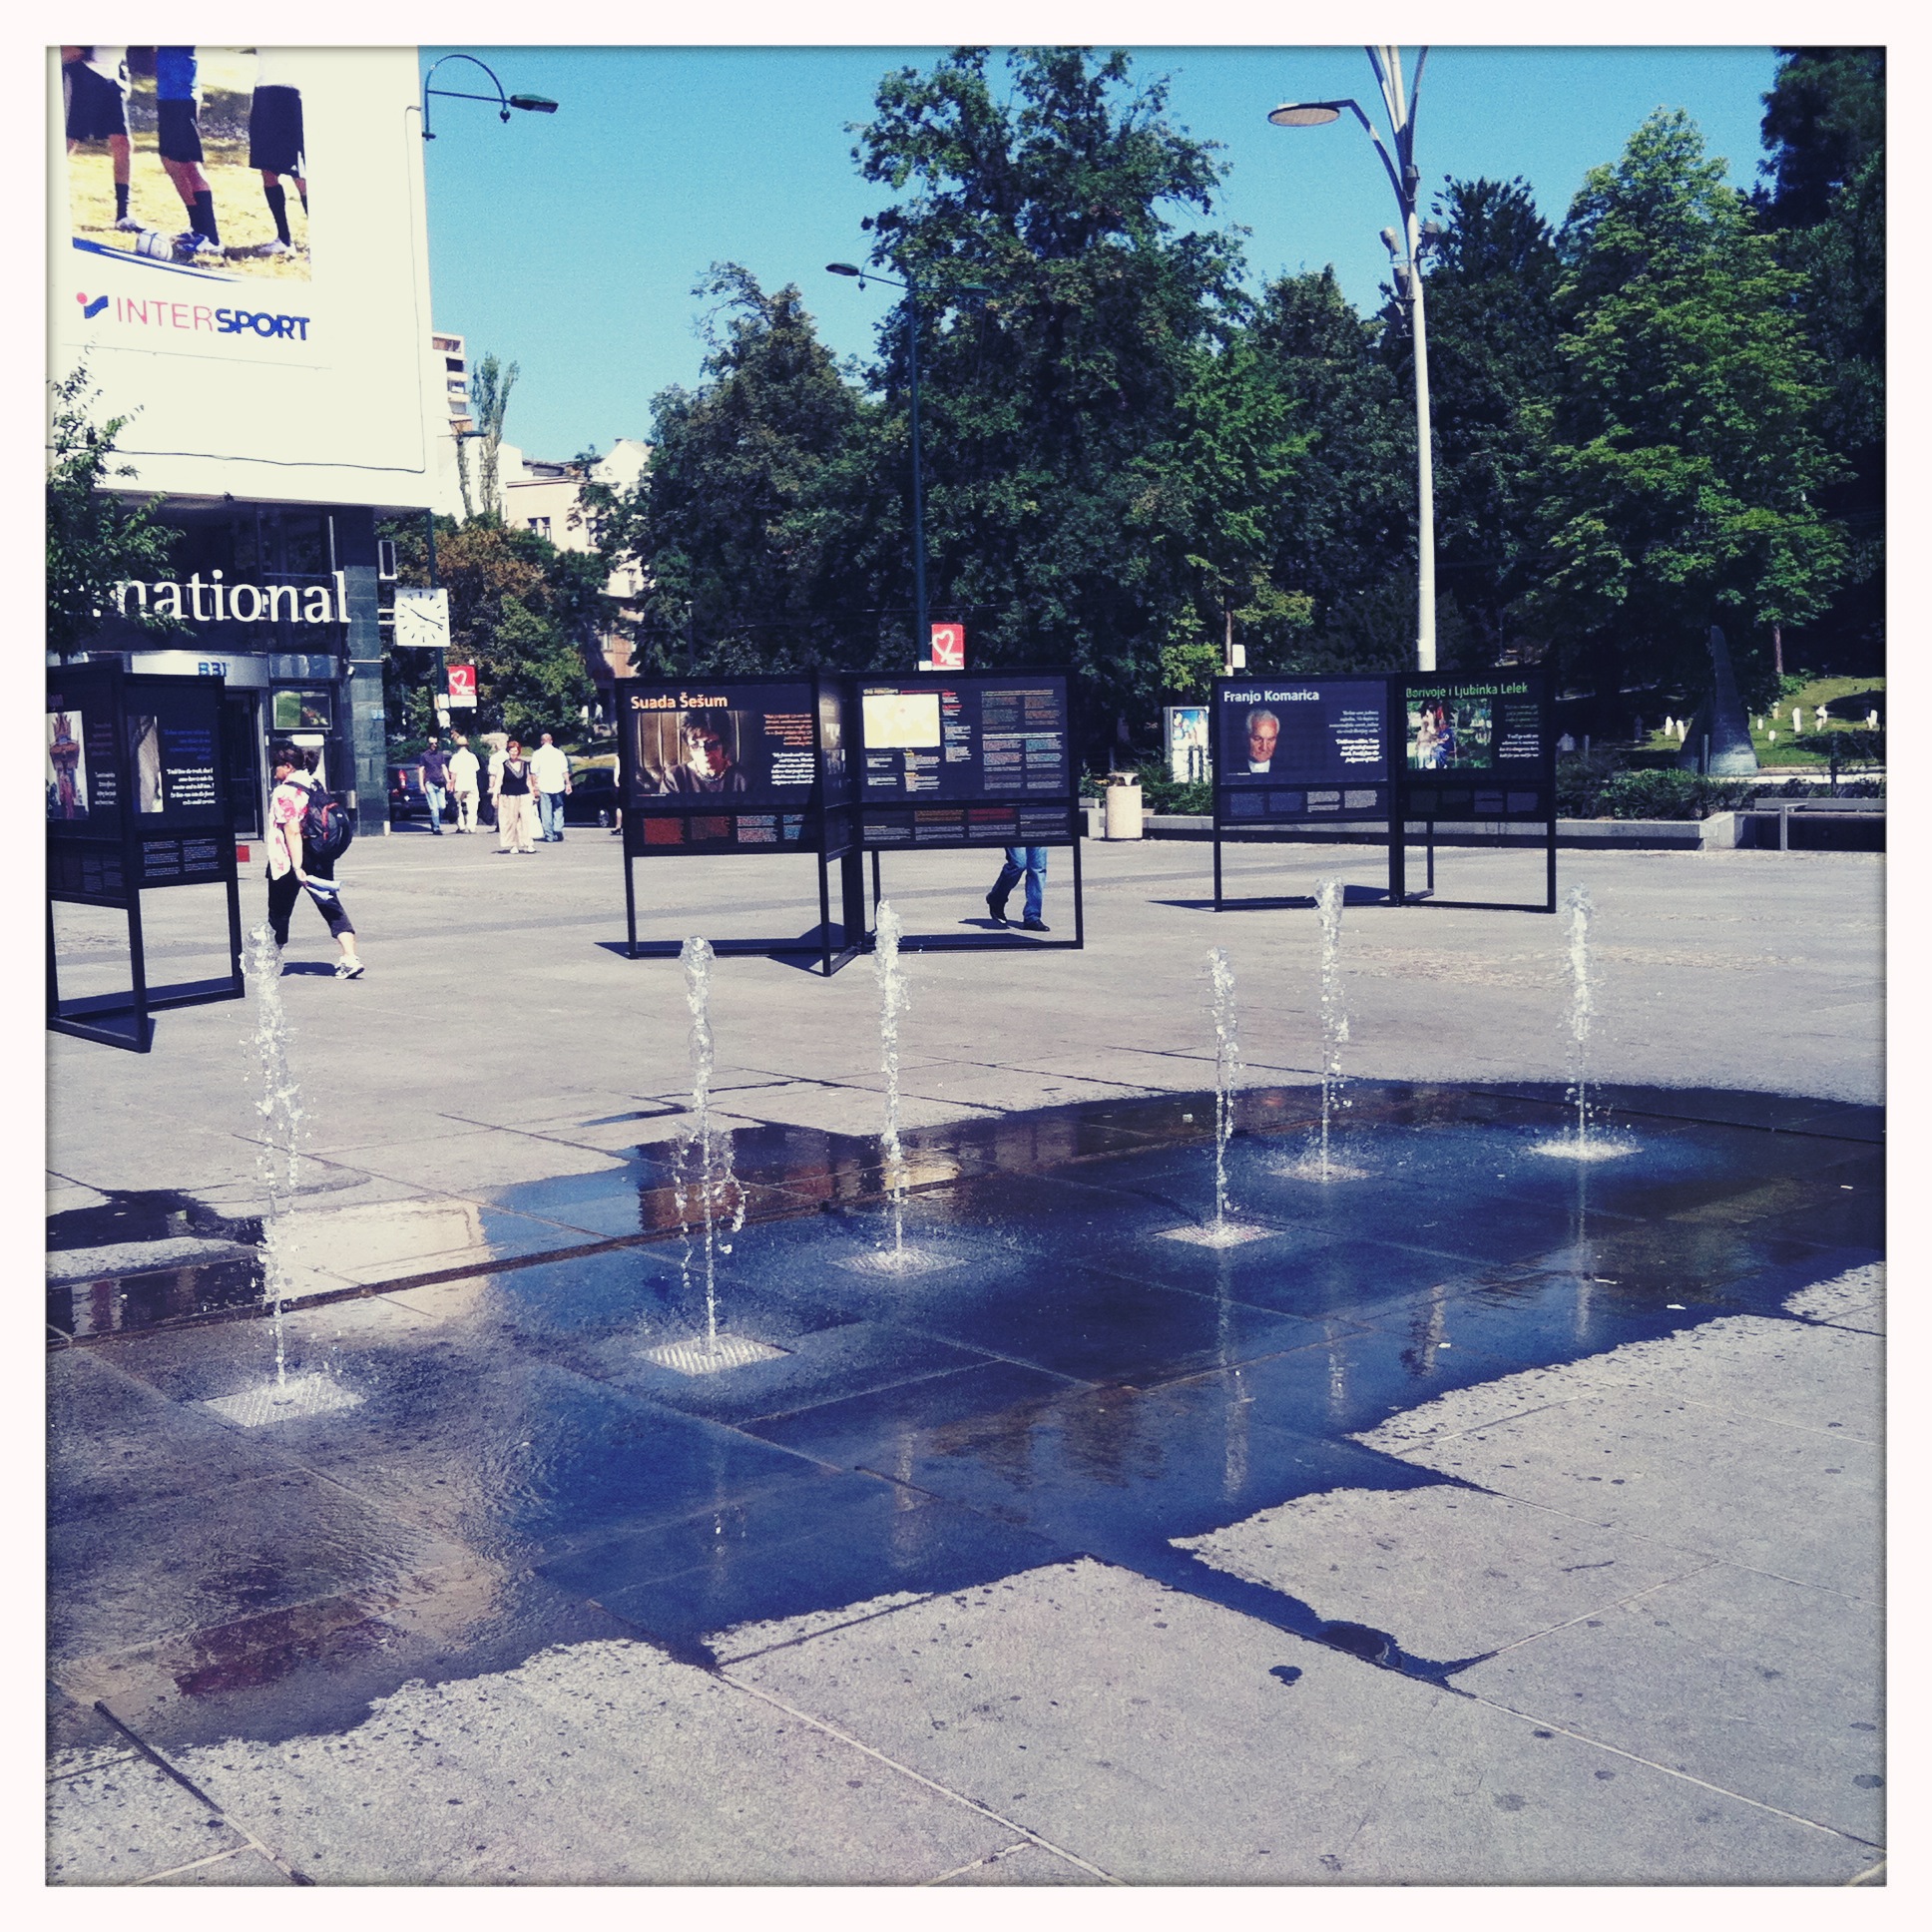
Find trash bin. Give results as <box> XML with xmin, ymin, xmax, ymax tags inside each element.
<box><xmin>1104</xmin><ymin>770</ymin><xmax>1144</xmax><ymax>840</ymax></box>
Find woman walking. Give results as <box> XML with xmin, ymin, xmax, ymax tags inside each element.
<box><xmin>494</xmin><ymin>738</ymin><xmax>537</xmax><ymax>853</ymax></box>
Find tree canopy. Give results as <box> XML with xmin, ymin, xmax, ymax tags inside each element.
<box><xmin>1518</xmin><ymin>111</ymin><xmax>1846</xmax><ymax>702</ymax></box>
<box><xmin>572</xmin><ymin>48</ymin><xmax>1876</xmax><ymax>757</ymax></box>
<box><xmin>45</xmin><ymin>366</ymin><xmax>183</xmax><ymax>659</ymax></box>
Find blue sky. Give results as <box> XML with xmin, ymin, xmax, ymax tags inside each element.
<box><xmin>420</xmin><ymin>44</ymin><xmax>1781</xmax><ymax>460</ymax></box>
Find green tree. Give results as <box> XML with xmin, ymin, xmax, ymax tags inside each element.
<box><xmin>1132</xmin><ymin>328</ymin><xmax>1314</xmax><ymax>695</ymax></box>
<box><xmin>1385</xmin><ymin>178</ymin><xmax>1562</xmax><ymax>663</ymax></box>
<box><xmin>853</xmin><ymin>46</ymin><xmax>1244</xmax><ymax>755</ymax></box>
<box><xmin>1243</xmin><ymin>268</ymin><xmax>1413</xmax><ymax>674</ymax></box>
<box><xmin>1519</xmin><ymin>111</ymin><xmax>1847</xmax><ymax>706</ymax></box>
<box><xmin>383</xmin><ymin>515</ymin><xmax>599</xmax><ymax>743</ymax></box>
<box><xmin>457</xmin><ymin>352</ymin><xmax>519</xmax><ymax>522</ymax></box>
<box><xmin>1757</xmin><ymin>48</ymin><xmax>1884</xmax><ymax>672</ymax></box>
<box><xmin>601</xmin><ymin>264</ymin><xmax>876</xmax><ymax>676</ymax></box>
<box><xmin>45</xmin><ymin>366</ymin><xmax>183</xmax><ymax>659</ymax></box>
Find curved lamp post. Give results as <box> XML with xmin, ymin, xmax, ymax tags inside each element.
<box><xmin>1270</xmin><ymin>47</ymin><xmax>1440</xmax><ymax>673</ymax></box>
<box><xmin>828</xmin><ymin>261</ymin><xmax>993</xmax><ymax>658</ymax></box>
<box><xmin>421</xmin><ymin>53</ymin><xmax>557</xmax><ymax>140</ymax></box>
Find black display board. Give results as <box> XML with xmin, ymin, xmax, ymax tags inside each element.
<box><xmin>614</xmin><ymin>674</ymin><xmax>863</xmax><ymax>973</ymax></box>
<box><xmin>1391</xmin><ymin>672</ymin><xmax>1557</xmax><ymax>912</ymax></box>
<box><xmin>48</xmin><ymin>663</ymin><xmax>243</xmax><ymax>1051</ymax></box>
<box><xmin>1210</xmin><ymin>676</ymin><xmax>1390</xmax><ymax>908</ymax></box>
<box><xmin>846</xmin><ymin>671</ymin><xmax>1084</xmax><ymax>951</ymax></box>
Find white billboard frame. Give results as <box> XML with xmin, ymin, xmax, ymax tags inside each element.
<box><xmin>48</xmin><ymin>46</ymin><xmax>445</xmax><ymax>513</ymax></box>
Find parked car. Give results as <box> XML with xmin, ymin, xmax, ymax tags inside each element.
<box><xmin>563</xmin><ymin>765</ymin><xmax>621</xmax><ymax>825</ymax></box>
<box><xmin>388</xmin><ymin>764</ymin><xmax>446</xmax><ymax>825</ymax></box>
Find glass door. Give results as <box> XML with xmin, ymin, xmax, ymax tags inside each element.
<box><xmin>222</xmin><ymin>692</ymin><xmax>263</xmax><ymax>836</ymax></box>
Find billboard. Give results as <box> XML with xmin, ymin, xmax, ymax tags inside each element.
<box><xmin>851</xmin><ymin>673</ymin><xmax>1077</xmax><ymax>848</ymax></box>
<box><xmin>619</xmin><ymin>678</ymin><xmax>823</xmax><ymax>857</ymax></box>
<box><xmin>50</xmin><ymin>46</ymin><xmax>440</xmax><ymax>510</ymax></box>
<box><xmin>1394</xmin><ymin>674</ymin><xmax>1554</xmax><ymax>819</ymax></box>
<box><xmin>1213</xmin><ymin>678</ymin><xmax>1389</xmax><ymax>824</ymax></box>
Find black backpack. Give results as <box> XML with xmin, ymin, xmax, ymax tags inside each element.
<box><xmin>299</xmin><ymin>780</ymin><xmax>355</xmax><ymax>863</ymax></box>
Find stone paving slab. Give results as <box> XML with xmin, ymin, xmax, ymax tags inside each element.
<box><xmin>138</xmin><ymin>1845</ymin><xmax>298</xmax><ymax>1885</ymax></box>
<box><xmin>171</xmin><ymin>1640</ymin><xmax>1024</xmax><ymax>1885</ymax></box>
<box><xmin>47</xmin><ymin>1755</ymin><xmax>249</xmax><ymax>1885</ymax></box>
<box><xmin>726</xmin><ymin>1558</ymin><xmax>1874</xmax><ymax>1884</ymax></box>
<box><xmin>1174</xmin><ymin>1484</ymin><xmax>1712</xmax><ymax>1659</ymax></box>
<box><xmin>1362</xmin><ymin>1389</ymin><xmax>1880</xmax><ymax>1598</ymax></box>
<box><xmin>1458</xmin><ymin>1561</ymin><xmax>1884</xmax><ymax>1843</ymax></box>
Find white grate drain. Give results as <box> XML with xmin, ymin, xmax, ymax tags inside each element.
<box><xmin>641</xmin><ymin>1333</ymin><xmax>788</xmax><ymax>1376</ymax></box>
<box><xmin>1158</xmin><ymin>1221</ymin><xmax>1273</xmax><ymax>1249</ymax></box>
<box><xmin>200</xmin><ymin>1369</ymin><xmax>364</xmax><ymax>1427</ymax></box>
<box><xmin>835</xmin><ymin>1245</ymin><xmax>965</xmax><ymax>1277</ymax></box>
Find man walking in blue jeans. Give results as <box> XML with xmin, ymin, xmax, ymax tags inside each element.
<box><xmin>418</xmin><ymin>737</ymin><xmax>449</xmax><ymax>834</ymax></box>
<box><xmin>986</xmin><ymin>846</ymin><xmax>1050</xmax><ymax>932</ymax></box>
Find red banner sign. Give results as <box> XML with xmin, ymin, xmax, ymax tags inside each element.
<box><xmin>928</xmin><ymin>624</ymin><xmax>966</xmax><ymax>670</ymax></box>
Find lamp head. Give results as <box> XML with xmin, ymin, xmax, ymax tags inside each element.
<box><xmin>826</xmin><ymin>262</ymin><xmax>863</xmax><ymax>277</ymax></box>
<box><xmin>509</xmin><ymin>94</ymin><xmax>558</xmax><ymax>114</ymax></box>
<box><xmin>1268</xmin><ymin>101</ymin><xmax>1343</xmax><ymax>128</ymax></box>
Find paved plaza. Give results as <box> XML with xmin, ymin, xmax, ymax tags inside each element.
<box><xmin>46</xmin><ymin>832</ymin><xmax>1884</xmax><ymax>1885</ymax></box>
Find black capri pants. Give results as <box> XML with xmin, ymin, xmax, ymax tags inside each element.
<box><xmin>266</xmin><ymin>856</ymin><xmax>354</xmax><ymax>946</ymax></box>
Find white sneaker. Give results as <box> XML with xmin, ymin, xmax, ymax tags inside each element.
<box><xmin>335</xmin><ymin>956</ymin><xmax>365</xmax><ymax>980</ymax></box>
<box><xmin>256</xmin><ymin>238</ymin><xmax>294</xmax><ymax>257</ymax></box>
<box><xmin>114</xmin><ymin>215</ymin><xmax>143</xmax><ymax>233</ymax></box>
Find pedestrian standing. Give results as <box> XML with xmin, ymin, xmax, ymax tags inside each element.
<box><xmin>494</xmin><ymin>738</ymin><xmax>536</xmax><ymax>853</ymax></box>
<box><xmin>447</xmin><ymin>734</ymin><xmax>480</xmax><ymax>832</ymax></box>
<box><xmin>530</xmin><ymin>730</ymin><xmax>573</xmax><ymax>843</ymax></box>
<box><xmin>484</xmin><ymin>735</ymin><xmax>506</xmax><ymax>829</ymax></box>
<box><xmin>265</xmin><ymin>741</ymin><xmax>363</xmax><ymax>976</ymax></box>
<box><xmin>986</xmin><ymin>846</ymin><xmax>1050</xmax><ymax>932</ymax></box>
<box><xmin>418</xmin><ymin>736</ymin><xmax>450</xmax><ymax>835</ymax></box>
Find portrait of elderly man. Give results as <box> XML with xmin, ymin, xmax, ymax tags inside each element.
<box><xmin>1243</xmin><ymin>707</ymin><xmax>1280</xmax><ymax>773</ymax></box>
<box><xmin>658</xmin><ymin>714</ymin><xmax>750</xmax><ymax>794</ymax></box>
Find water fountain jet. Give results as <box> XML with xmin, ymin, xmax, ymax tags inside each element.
<box><xmin>642</xmin><ymin>940</ymin><xmax>782</xmax><ymax>1374</ymax></box>
<box><xmin>1532</xmin><ymin>886</ymin><xmax>1632</xmax><ymax>1162</ymax></box>
<box><xmin>198</xmin><ymin>927</ymin><xmax>363</xmax><ymax>1425</ymax></box>
<box><xmin>1273</xmin><ymin>877</ymin><xmax>1367</xmax><ymax>1183</ymax></box>
<box><xmin>1162</xmin><ymin>946</ymin><xmax>1268</xmax><ymax>1246</ymax></box>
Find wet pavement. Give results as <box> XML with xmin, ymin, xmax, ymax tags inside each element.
<box><xmin>47</xmin><ymin>1077</ymin><xmax>1885</xmax><ymax>1883</ymax></box>
<box><xmin>46</xmin><ymin>839</ymin><xmax>1885</xmax><ymax>1884</ymax></box>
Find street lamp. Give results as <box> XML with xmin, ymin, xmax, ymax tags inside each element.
<box><xmin>828</xmin><ymin>260</ymin><xmax>993</xmax><ymax>659</ymax></box>
<box><xmin>1270</xmin><ymin>47</ymin><xmax>1440</xmax><ymax>672</ymax></box>
<box><xmin>420</xmin><ymin>53</ymin><xmax>558</xmax><ymax>140</ymax></box>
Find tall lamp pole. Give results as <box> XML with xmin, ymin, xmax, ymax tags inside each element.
<box><xmin>828</xmin><ymin>261</ymin><xmax>992</xmax><ymax>660</ymax></box>
<box><xmin>1270</xmin><ymin>47</ymin><xmax>1440</xmax><ymax>673</ymax></box>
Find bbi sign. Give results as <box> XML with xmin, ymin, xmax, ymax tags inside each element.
<box><xmin>926</xmin><ymin>624</ymin><xmax>966</xmax><ymax>671</ymax></box>
<box><xmin>446</xmin><ymin>663</ymin><xmax>477</xmax><ymax>709</ymax></box>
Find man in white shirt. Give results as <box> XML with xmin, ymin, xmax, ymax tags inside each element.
<box><xmin>446</xmin><ymin>734</ymin><xmax>481</xmax><ymax>832</ymax></box>
<box><xmin>530</xmin><ymin>731</ymin><xmax>574</xmax><ymax>843</ymax></box>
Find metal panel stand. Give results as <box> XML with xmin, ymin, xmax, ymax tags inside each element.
<box><xmin>863</xmin><ymin>834</ymin><xmax>1086</xmax><ymax>953</ymax></box>
<box><xmin>622</xmin><ymin>844</ymin><xmax>862</xmax><ymax>975</ymax></box>
<box><xmin>1387</xmin><ymin>813</ymin><xmax>1558</xmax><ymax>914</ymax></box>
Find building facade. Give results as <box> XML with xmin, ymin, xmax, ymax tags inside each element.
<box><xmin>51</xmin><ymin>46</ymin><xmax>446</xmax><ymax>833</ymax></box>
